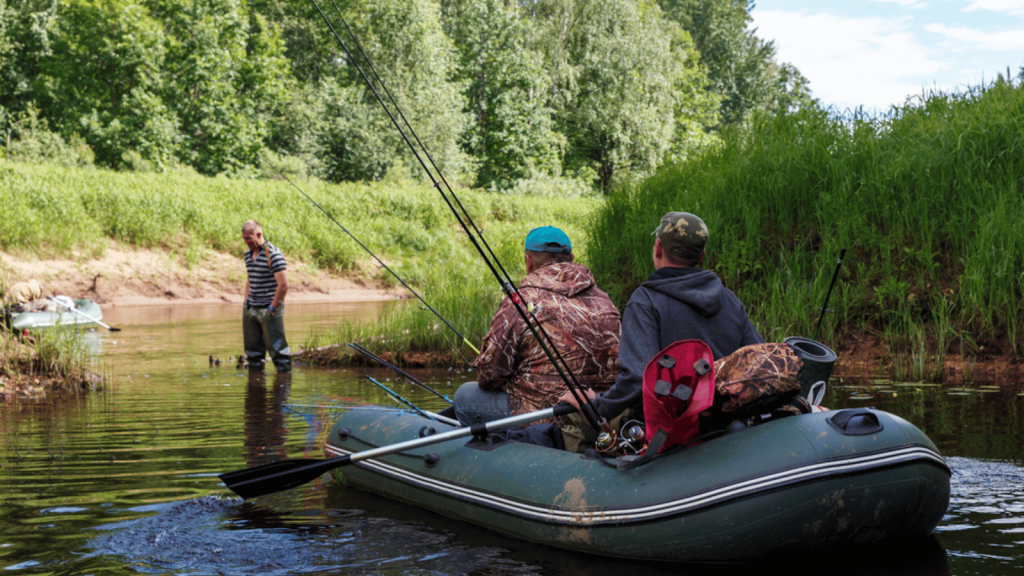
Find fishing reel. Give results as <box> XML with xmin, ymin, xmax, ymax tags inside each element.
<box><xmin>594</xmin><ymin>419</ymin><xmax>647</xmax><ymax>456</ymax></box>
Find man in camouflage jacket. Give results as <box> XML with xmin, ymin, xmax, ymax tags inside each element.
<box><xmin>453</xmin><ymin>227</ymin><xmax>621</xmax><ymax>425</ymax></box>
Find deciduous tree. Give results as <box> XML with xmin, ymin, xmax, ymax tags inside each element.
<box><xmin>441</xmin><ymin>0</ymin><xmax>562</xmax><ymax>190</ymax></box>
<box><xmin>530</xmin><ymin>0</ymin><xmax>717</xmax><ymax>192</ymax></box>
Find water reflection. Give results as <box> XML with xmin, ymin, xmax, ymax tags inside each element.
<box><xmin>244</xmin><ymin>372</ymin><xmax>292</xmax><ymax>467</ymax></box>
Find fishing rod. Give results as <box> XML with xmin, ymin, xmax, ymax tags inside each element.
<box><xmin>325</xmin><ymin>5</ymin><xmax>600</xmax><ymax>402</ymax></box>
<box><xmin>256</xmin><ymin>150</ymin><xmax>479</xmax><ymax>356</ymax></box>
<box><xmin>813</xmin><ymin>247</ymin><xmax>848</xmax><ymax>341</ymax></box>
<box><xmin>349</xmin><ymin>342</ymin><xmax>451</xmax><ymax>404</ymax></box>
<box><xmin>327</xmin><ymin>0</ymin><xmax>518</xmax><ymax>288</ymax></box>
<box><xmin>367</xmin><ymin>375</ymin><xmax>436</xmax><ymax>421</ymax></box>
<box><xmin>366</xmin><ymin>376</ymin><xmax>459</xmax><ymax>426</ymax></box>
<box><xmin>309</xmin><ymin>0</ymin><xmax>610</xmax><ymax>437</ymax></box>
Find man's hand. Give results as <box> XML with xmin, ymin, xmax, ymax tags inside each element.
<box><xmin>557</xmin><ymin>388</ymin><xmax>597</xmax><ymax>409</ymax></box>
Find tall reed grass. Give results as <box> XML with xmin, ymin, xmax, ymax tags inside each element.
<box><xmin>590</xmin><ymin>72</ymin><xmax>1024</xmax><ymax>370</ymax></box>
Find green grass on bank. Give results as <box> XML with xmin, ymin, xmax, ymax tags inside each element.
<box><xmin>0</xmin><ymin>160</ymin><xmax>604</xmax><ymax>361</ymax></box>
<box><xmin>591</xmin><ymin>73</ymin><xmax>1024</xmax><ymax>368</ymax></box>
<box><xmin>1</xmin><ymin>327</ymin><xmax>95</xmax><ymax>393</ymax></box>
<box><xmin>0</xmin><ymin>162</ymin><xmax>595</xmax><ymax>277</ymax></box>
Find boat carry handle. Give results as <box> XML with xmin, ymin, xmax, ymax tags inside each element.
<box><xmin>827</xmin><ymin>408</ymin><xmax>883</xmax><ymax>436</ymax></box>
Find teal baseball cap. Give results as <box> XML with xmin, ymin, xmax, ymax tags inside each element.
<box><xmin>524</xmin><ymin>226</ymin><xmax>572</xmax><ymax>255</ymax></box>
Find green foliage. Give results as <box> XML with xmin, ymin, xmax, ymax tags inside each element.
<box><xmin>659</xmin><ymin>0</ymin><xmax>814</xmax><ymax>126</ymax></box>
<box><xmin>0</xmin><ymin>0</ymin><xmax>803</xmax><ymax>193</ymax></box>
<box><xmin>441</xmin><ymin>0</ymin><xmax>563</xmax><ymax>190</ymax></box>
<box><xmin>39</xmin><ymin>0</ymin><xmax>176</xmax><ymax>168</ymax></box>
<box><xmin>10</xmin><ymin>0</ymin><xmax>293</xmax><ymax>174</ymax></box>
<box><xmin>318</xmin><ymin>0</ymin><xmax>471</xmax><ymax>184</ymax></box>
<box><xmin>5</xmin><ymin>102</ymin><xmax>95</xmax><ymax>165</ymax></box>
<box><xmin>531</xmin><ymin>0</ymin><xmax>718</xmax><ymax>192</ymax></box>
<box><xmin>149</xmin><ymin>0</ymin><xmax>293</xmax><ymax>175</ymax></box>
<box><xmin>590</xmin><ymin>74</ymin><xmax>1024</xmax><ymax>359</ymax></box>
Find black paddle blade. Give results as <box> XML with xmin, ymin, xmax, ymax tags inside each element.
<box><xmin>219</xmin><ymin>455</ymin><xmax>352</xmax><ymax>500</ymax></box>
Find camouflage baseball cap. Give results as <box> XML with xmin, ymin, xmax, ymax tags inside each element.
<box><xmin>652</xmin><ymin>212</ymin><xmax>708</xmax><ymax>259</ymax></box>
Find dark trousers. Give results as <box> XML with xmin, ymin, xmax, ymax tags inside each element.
<box><xmin>243</xmin><ymin>303</ymin><xmax>291</xmax><ymax>372</ymax></box>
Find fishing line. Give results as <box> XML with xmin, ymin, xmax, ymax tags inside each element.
<box><xmin>256</xmin><ymin>150</ymin><xmax>479</xmax><ymax>356</ymax></box>
<box><xmin>309</xmin><ymin>0</ymin><xmax>608</xmax><ymax>433</ymax></box>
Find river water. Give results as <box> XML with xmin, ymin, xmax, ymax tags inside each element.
<box><xmin>1</xmin><ymin>301</ymin><xmax>1022</xmax><ymax>575</ymax></box>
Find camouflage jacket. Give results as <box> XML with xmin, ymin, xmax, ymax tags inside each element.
<box><xmin>472</xmin><ymin>261</ymin><xmax>621</xmax><ymax>417</ymax></box>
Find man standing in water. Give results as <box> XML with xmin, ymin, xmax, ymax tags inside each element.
<box><xmin>242</xmin><ymin>220</ymin><xmax>291</xmax><ymax>373</ymax></box>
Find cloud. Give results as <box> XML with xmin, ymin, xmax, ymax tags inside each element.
<box><xmin>867</xmin><ymin>0</ymin><xmax>928</xmax><ymax>7</ymax></box>
<box><xmin>753</xmin><ymin>10</ymin><xmax>947</xmax><ymax>111</ymax></box>
<box><xmin>963</xmin><ymin>1</ymin><xmax>1024</xmax><ymax>16</ymax></box>
<box><xmin>925</xmin><ymin>23</ymin><xmax>1024</xmax><ymax>50</ymax></box>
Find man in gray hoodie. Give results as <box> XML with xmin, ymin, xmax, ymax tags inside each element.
<box><xmin>560</xmin><ymin>211</ymin><xmax>763</xmax><ymax>426</ymax></box>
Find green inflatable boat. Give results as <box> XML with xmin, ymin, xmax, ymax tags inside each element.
<box><xmin>326</xmin><ymin>406</ymin><xmax>950</xmax><ymax>562</ymax></box>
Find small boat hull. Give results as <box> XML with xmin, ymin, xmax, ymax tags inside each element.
<box><xmin>327</xmin><ymin>407</ymin><xmax>950</xmax><ymax>562</ymax></box>
<box><xmin>9</xmin><ymin>299</ymin><xmax>103</xmax><ymax>331</ymax></box>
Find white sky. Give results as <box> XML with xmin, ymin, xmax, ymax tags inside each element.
<box><xmin>751</xmin><ymin>0</ymin><xmax>1024</xmax><ymax>114</ymax></box>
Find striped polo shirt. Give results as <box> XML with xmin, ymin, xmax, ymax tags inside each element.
<box><xmin>245</xmin><ymin>241</ymin><xmax>287</xmax><ymax>307</ymax></box>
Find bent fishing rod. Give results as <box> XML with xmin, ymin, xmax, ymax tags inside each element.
<box><xmin>257</xmin><ymin>151</ymin><xmax>479</xmax><ymax>356</ymax></box>
<box><xmin>310</xmin><ymin>0</ymin><xmax>611</xmax><ymax>437</ymax></box>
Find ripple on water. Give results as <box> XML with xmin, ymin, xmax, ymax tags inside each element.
<box><xmin>938</xmin><ymin>456</ymin><xmax>1024</xmax><ymax>567</ymax></box>
<box><xmin>87</xmin><ymin>495</ymin><xmax>541</xmax><ymax>575</ymax></box>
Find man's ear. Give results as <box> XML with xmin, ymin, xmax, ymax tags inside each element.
<box><xmin>653</xmin><ymin>239</ymin><xmax>664</xmax><ymax>259</ymax></box>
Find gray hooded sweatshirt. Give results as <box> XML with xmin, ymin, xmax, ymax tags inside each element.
<box><xmin>591</xmin><ymin>267</ymin><xmax>763</xmax><ymax>420</ymax></box>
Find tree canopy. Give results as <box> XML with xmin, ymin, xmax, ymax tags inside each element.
<box><xmin>0</xmin><ymin>0</ymin><xmax>811</xmax><ymax>192</ymax></box>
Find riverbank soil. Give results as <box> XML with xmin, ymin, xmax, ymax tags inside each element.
<box><xmin>0</xmin><ymin>239</ymin><xmax>397</xmax><ymax>307</ymax></box>
<box><xmin>833</xmin><ymin>331</ymin><xmax>1021</xmax><ymax>385</ymax></box>
<box><xmin>1</xmin><ymin>241</ymin><xmax>398</xmax><ymax>397</ymax></box>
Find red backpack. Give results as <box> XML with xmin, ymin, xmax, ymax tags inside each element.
<box><xmin>641</xmin><ymin>340</ymin><xmax>716</xmax><ymax>453</ymax></box>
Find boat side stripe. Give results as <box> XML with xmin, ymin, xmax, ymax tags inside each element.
<box><xmin>324</xmin><ymin>444</ymin><xmax>948</xmax><ymax>526</ymax></box>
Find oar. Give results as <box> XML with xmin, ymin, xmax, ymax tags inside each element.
<box><xmin>46</xmin><ymin>296</ymin><xmax>120</xmax><ymax>332</ymax></box>
<box><xmin>219</xmin><ymin>403</ymin><xmax>577</xmax><ymax>500</ymax></box>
